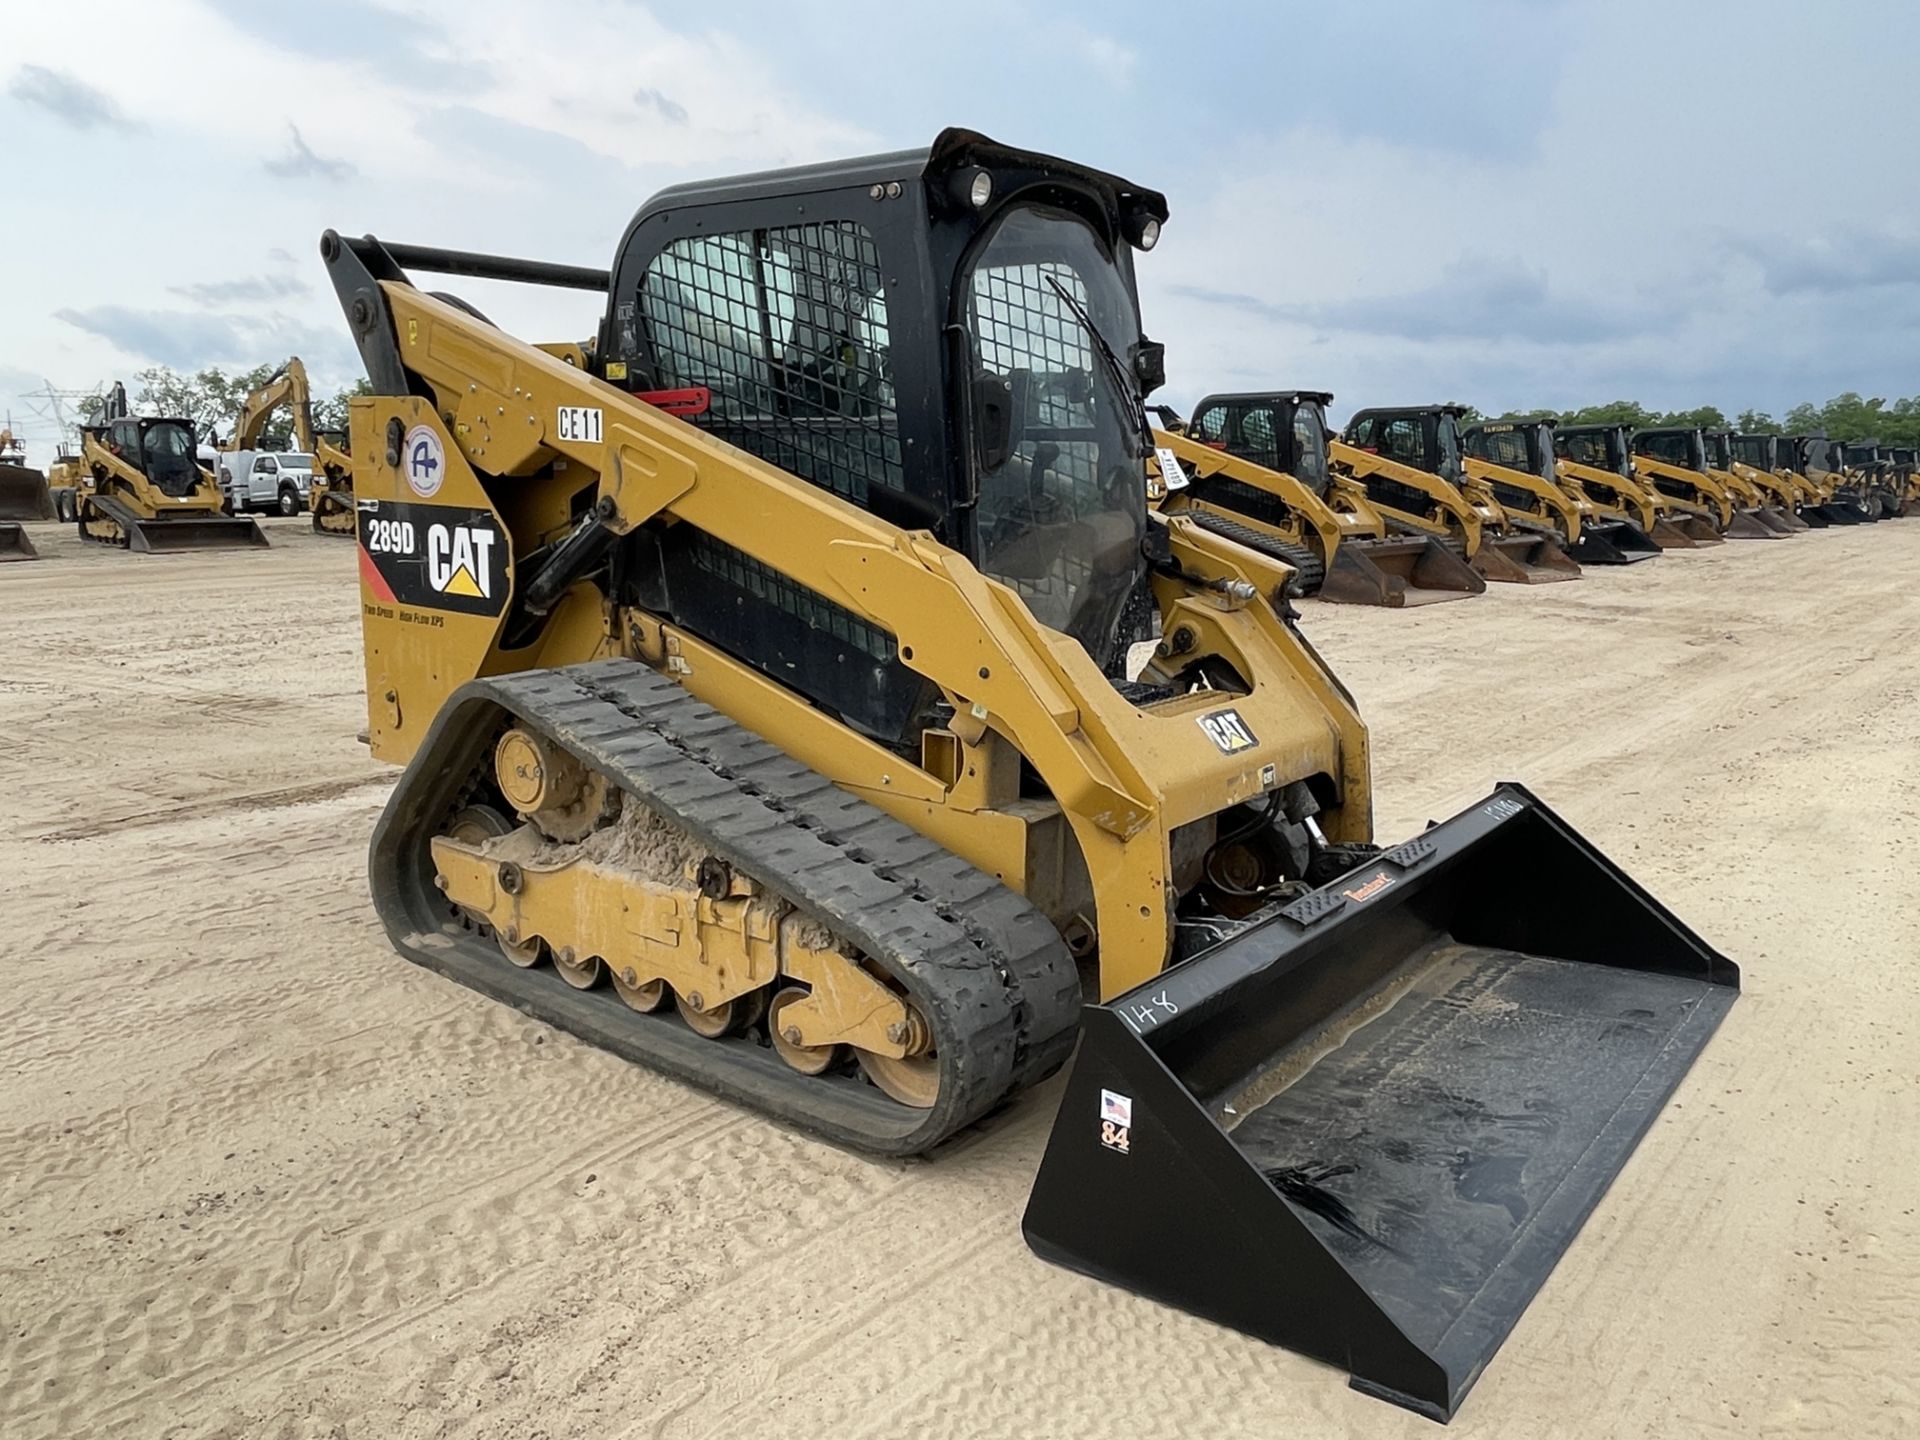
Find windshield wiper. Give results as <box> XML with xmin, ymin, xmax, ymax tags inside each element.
<box><xmin>1045</xmin><ymin>275</ymin><xmax>1152</xmax><ymax>451</ymax></box>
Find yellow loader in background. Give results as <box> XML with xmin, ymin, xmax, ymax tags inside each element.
<box><xmin>1630</xmin><ymin>427</ymin><xmax>1779</xmax><ymax>539</ymax></box>
<box><xmin>1553</xmin><ymin>421</ymin><xmax>1717</xmax><ymax>547</ymax></box>
<box><xmin>1462</xmin><ymin>417</ymin><xmax>1661</xmax><ymax>563</ymax></box>
<box><xmin>0</xmin><ymin>425</ymin><xmax>51</xmax><ymax>560</ymax></box>
<box><xmin>322</xmin><ymin>127</ymin><xmax>1735</xmax><ymax>1421</ymax></box>
<box><xmin>70</xmin><ymin>383</ymin><xmax>268</xmax><ymax>552</ymax></box>
<box><xmin>1153</xmin><ymin>392</ymin><xmax>1486</xmax><ymax>605</ymax></box>
<box><xmin>1705</xmin><ymin>430</ymin><xmax>1805</xmax><ymax>532</ymax></box>
<box><xmin>1334</xmin><ymin>404</ymin><xmax>1580</xmax><ymax>581</ymax></box>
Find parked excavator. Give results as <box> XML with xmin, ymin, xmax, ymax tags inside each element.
<box><xmin>1629</xmin><ymin>427</ymin><xmax>1781</xmax><ymax>539</ymax></box>
<box><xmin>1150</xmin><ymin>393</ymin><xmax>1486</xmax><ymax>605</ymax></box>
<box><xmin>0</xmin><ymin>424</ymin><xmax>51</xmax><ymax>560</ymax></box>
<box><xmin>1331</xmin><ymin>405</ymin><xmax>1579</xmax><ymax>582</ymax></box>
<box><xmin>1554</xmin><ymin>422</ymin><xmax>1717</xmax><ymax>547</ymax></box>
<box><xmin>323</xmin><ymin>129</ymin><xmax>1735</xmax><ymax>1422</ymax></box>
<box><xmin>1705</xmin><ymin>430</ymin><xmax>1805</xmax><ymax>532</ymax></box>
<box><xmin>70</xmin><ymin>383</ymin><xmax>268</xmax><ymax>551</ymax></box>
<box><xmin>1460</xmin><ymin>417</ymin><xmax>1660</xmax><ymax>564</ymax></box>
<box><xmin>224</xmin><ymin>358</ymin><xmax>357</xmax><ymax>534</ymax></box>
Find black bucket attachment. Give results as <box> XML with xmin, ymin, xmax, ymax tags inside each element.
<box><xmin>0</xmin><ymin>463</ymin><xmax>54</xmax><ymax>521</ymax></box>
<box><xmin>0</xmin><ymin>521</ymin><xmax>40</xmax><ymax>562</ymax></box>
<box><xmin>1471</xmin><ymin>531</ymin><xmax>1580</xmax><ymax>584</ymax></box>
<box><xmin>1319</xmin><ymin>536</ymin><xmax>1485</xmax><ymax>607</ymax></box>
<box><xmin>1565</xmin><ymin>519</ymin><xmax>1660</xmax><ymax>565</ymax></box>
<box><xmin>1646</xmin><ymin>514</ymin><xmax>1704</xmax><ymax>548</ymax></box>
<box><xmin>1722</xmin><ymin>508</ymin><xmax>1791</xmax><ymax>540</ymax></box>
<box><xmin>1813</xmin><ymin>496</ymin><xmax>1874</xmax><ymax>525</ymax></box>
<box><xmin>1761</xmin><ymin>505</ymin><xmax>1810</xmax><ymax>532</ymax></box>
<box><xmin>1024</xmin><ymin>784</ymin><xmax>1738</xmax><ymax>1423</ymax></box>
<box><xmin>126</xmin><ymin>513</ymin><xmax>270</xmax><ymax>552</ymax></box>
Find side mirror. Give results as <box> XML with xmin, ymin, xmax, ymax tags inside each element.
<box><xmin>972</xmin><ymin>371</ymin><xmax>1014</xmax><ymax>473</ymax></box>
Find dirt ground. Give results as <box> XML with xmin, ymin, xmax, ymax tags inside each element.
<box><xmin>3</xmin><ymin>514</ymin><xmax>1917</xmax><ymax>1439</ymax></box>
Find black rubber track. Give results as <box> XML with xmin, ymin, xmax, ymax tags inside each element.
<box><xmin>368</xmin><ymin>659</ymin><xmax>1083</xmax><ymax>1156</ymax></box>
<box><xmin>1185</xmin><ymin>509</ymin><xmax>1327</xmax><ymax>596</ymax></box>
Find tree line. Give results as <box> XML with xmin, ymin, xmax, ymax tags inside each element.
<box><xmin>76</xmin><ymin>365</ymin><xmax>372</xmax><ymax>445</ymax></box>
<box><xmin>1459</xmin><ymin>393</ymin><xmax>1920</xmax><ymax>446</ymax></box>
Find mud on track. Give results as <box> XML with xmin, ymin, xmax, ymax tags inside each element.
<box><xmin>3</xmin><ymin>515</ymin><xmax>1917</xmax><ymax>1438</ymax></box>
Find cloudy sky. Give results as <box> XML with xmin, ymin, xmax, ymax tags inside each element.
<box><xmin>4</xmin><ymin>0</ymin><xmax>1916</xmax><ymax>453</ymax></box>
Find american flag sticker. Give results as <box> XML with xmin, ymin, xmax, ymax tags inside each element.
<box><xmin>1100</xmin><ymin>1089</ymin><xmax>1133</xmax><ymax>1127</ymax></box>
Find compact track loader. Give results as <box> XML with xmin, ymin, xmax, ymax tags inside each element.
<box><xmin>1843</xmin><ymin>441</ymin><xmax>1904</xmax><ymax>519</ymax></box>
<box><xmin>1733</xmin><ymin>434</ymin><xmax>1827</xmax><ymax>527</ymax></box>
<box><xmin>1152</xmin><ymin>393</ymin><xmax>1485</xmax><ymax>605</ymax></box>
<box><xmin>324</xmin><ymin>129</ymin><xmax>1735</xmax><ymax>1422</ymax></box>
<box><xmin>1554</xmin><ymin>422</ymin><xmax>1716</xmax><ymax>547</ymax></box>
<box><xmin>1782</xmin><ymin>434</ymin><xmax>1873</xmax><ymax>524</ymax></box>
<box><xmin>1888</xmin><ymin>446</ymin><xmax>1918</xmax><ymax>516</ymax></box>
<box><xmin>0</xmin><ymin>426</ymin><xmax>50</xmax><ymax>560</ymax></box>
<box><xmin>1461</xmin><ymin>419</ymin><xmax>1658</xmax><ymax>564</ymax></box>
<box><xmin>1629</xmin><ymin>427</ymin><xmax>1781</xmax><ymax>539</ymax></box>
<box><xmin>223</xmin><ymin>357</ymin><xmax>357</xmax><ymax>533</ymax></box>
<box><xmin>71</xmin><ymin>384</ymin><xmax>267</xmax><ymax>552</ymax></box>
<box><xmin>1335</xmin><ymin>406</ymin><xmax>1579</xmax><ymax>582</ymax></box>
<box><xmin>1706</xmin><ymin>430</ymin><xmax>1804</xmax><ymax>533</ymax></box>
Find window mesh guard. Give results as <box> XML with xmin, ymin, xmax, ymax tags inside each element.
<box><xmin>640</xmin><ymin>221</ymin><xmax>903</xmax><ymax>507</ymax></box>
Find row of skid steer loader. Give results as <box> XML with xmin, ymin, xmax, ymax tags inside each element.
<box><xmin>1327</xmin><ymin>406</ymin><xmax>1577</xmax><ymax>583</ymax></box>
<box><xmin>223</xmin><ymin>357</ymin><xmax>358</xmax><ymax>537</ymax></box>
<box><xmin>68</xmin><ymin>383</ymin><xmax>268</xmax><ymax>552</ymax></box>
<box><xmin>322</xmin><ymin>128</ymin><xmax>1738</xmax><ymax>1422</ymax></box>
<box><xmin>0</xmin><ymin>425</ymin><xmax>53</xmax><ymax>560</ymax></box>
<box><xmin>1150</xmin><ymin>393</ymin><xmax>1486</xmax><ymax>606</ymax></box>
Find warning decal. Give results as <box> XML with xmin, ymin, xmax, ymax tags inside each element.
<box><xmin>359</xmin><ymin>499</ymin><xmax>509</xmax><ymax>617</ymax></box>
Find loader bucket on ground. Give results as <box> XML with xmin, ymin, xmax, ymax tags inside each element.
<box><xmin>126</xmin><ymin>514</ymin><xmax>271</xmax><ymax>552</ymax></box>
<box><xmin>1672</xmin><ymin>513</ymin><xmax>1724</xmax><ymax>544</ymax></box>
<box><xmin>0</xmin><ymin>463</ymin><xmax>55</xmax><ymax>521</ymax></box>
<box><xmin>1319</xmin><ymin>536</ymin><xmax>1484</xmax><ymax>607</ymax></box>
<box><xmin>1762</xmin><ymin>505</ymin><xmax>1810</xmax><ymax>532</ymax></box>
<box><xmin>1024</xmin><ymin>783</ymin><xmax>1738</xmax><ymax>1424</ymax></box>
<box><xmin>1471</xmin><ymin>532</ymin><xmax>1581</xmax><ymax>584</ymax></box>
<box><xmin>1646</xmin><ymin>516</ymin><xmax>1703</xmax><ymax>548</ymax></box>
<box><xmin>1814</xmin><ymin>498</ymin><xmax>1873</xmax><ymax>525</ymax></box>
<box><xmin>1796</xmin><ymin>506</ymin><xmax>1831</xmax><ymax>528</ymax></box>
<box><xmin>1565</xmin><ymin>520</ymin><xmax>1659</xmax><ymax>565</ymax></box>
<box><xmin>1722</xmin><ymin>509</ymin><xmax>1791</xmax><ymax>540</ymax></box>
<box><xmin>0</xmin><ymin>522</ymin><xmax>40</xmax><ymax>562</ymax></box>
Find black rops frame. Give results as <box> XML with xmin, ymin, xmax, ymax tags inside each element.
<box><xmin>1189</xmin><ymin>390</ymin><xmax>1335</xmax><ymax>472</ymax></box>
<box><xmin>1344</xmin><ymin>404</ymin><xmax>1469</xmax><ymax>475</ymax></box>
<box><xmin>599</xmin><ymin>128</ymin><xmax>1166</xmax><ymax>558</ymax></box>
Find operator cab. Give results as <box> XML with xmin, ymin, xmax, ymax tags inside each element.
<box><xmin>597</xmin><ymin>130</ymin><xmax>1168</xmax><ymax>721</ymax></box>
<box><xmin>1185</xmin><ymin>391</ymin><xmax>1335</xmax><ymax>494</ymax></box>
<box><xmin>1634</xmin><ymin>427</ymin><xmax>1708</xmax><ymax>473</ymax></box>
<box><xmin>90</xmin><ymin>415</ymin><xmax>204</xmax><ymax>497</ymax></box>
<box><xmin>1555</xmin><ymin>423</ymin><xmax>1634</xmax><ymax>477</ymax></box>
<box><xmin>1732</xmin><ymin>434</ymin><xmax>1777</xmax><ymax>470</ymax></box>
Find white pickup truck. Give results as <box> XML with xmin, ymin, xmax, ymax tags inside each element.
<box><xmin>217</xmin><ymin>449</ymin><xmax>313</xmax><ymax>515</ymax></box>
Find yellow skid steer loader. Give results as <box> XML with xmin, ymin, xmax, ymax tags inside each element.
<box><xmin>1733</xmin><ymin>434</ymin><xmax>1827</xmax><ymax>527</ymax></box>
<box><xmin>0</xmin><ymin>426</ymin><xmax>50</xmax><ymax>560</ymax></box>
<box><xmin>1783</xmin><ymin>434</ymin><xmax>1873</xmax><ymax>524</ymax></box>
<box><xmin>1706</xmin><ymin>430</ymin><xmax>1805</xmax><ymax>533</ymax></box>
<box><xmin>1631</xmin><ymin>427</ymin><xmax>1781</xmax><ymax>540</ymax></box>
<box><xmin>71</xmin><ymin>384</ymin><xmax>267</xmax><ymax>552</ymax></box>
<box><xmin>1336</xmin><ymin>405</ymin><xmax>1579</xmax><ymax>582</ymax></box>
<box><xmin>1555</xmin><ymin>423</ymin><xmax>1719</xmax><ymax>547</ymax></box>
<box><xmin>323</xmin><ymin>129</ymin><xmax>1735</xmax><ymax>1422</ymax></box>
<box><xmin>1462</xmin><ymin>419</ymin><xmax>1660</xmax><ymax>564</ymax></box>
<box><xmin>1152</xmin><ymin>393</ymin><xmax>1486</xmax><ymax>605</ymax></box>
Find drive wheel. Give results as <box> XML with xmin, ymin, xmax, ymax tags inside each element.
<box><xmin>768</xmin><ymin>987</ymin><xmax>841</xmax><ymax>1076</ymax></box>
